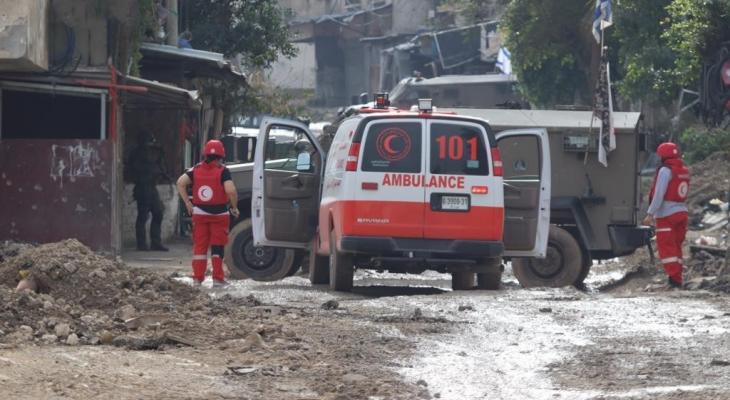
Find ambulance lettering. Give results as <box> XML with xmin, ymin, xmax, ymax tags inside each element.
<box><xmin>381</xmin><ymin>173</ymin><xmax>466</xmax><ymax>189</ymax></box>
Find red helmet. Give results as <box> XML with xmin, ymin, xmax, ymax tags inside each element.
<box><xmin>203</xmin><ymin>140</ymin><xmax>225</xmax><ymax>158</ymax></box>
<box><xmin>657</xmin><ymin>142</ymin><xmax>680</xmax><ymax>160</ymax></box>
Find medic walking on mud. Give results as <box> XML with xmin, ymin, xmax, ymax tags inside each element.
<box><xmin>176</xmin><ymin>140</ymin><xmax>240</xmax><ymax>286</ymax></box>
<box><xmin>643</xmin><ymin>142</ymin><xmax>690</xmax><ymax>289</ymax></box>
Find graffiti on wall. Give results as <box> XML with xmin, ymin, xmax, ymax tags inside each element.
<box><xmin>50</xmin><ymin>143</ymin><xmax>102</xmax><ymax>187</ymax></box>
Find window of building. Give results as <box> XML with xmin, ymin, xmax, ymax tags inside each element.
<box><xmin>0</xmin><ymin>83</ymin><xmax>107</xmax><ymax>139</ymax></box>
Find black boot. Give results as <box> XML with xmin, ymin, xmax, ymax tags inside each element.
<box><xmin>150</xmin><ymin>242</ymin><xmax>169</xmax><ymax>252</ymax></box>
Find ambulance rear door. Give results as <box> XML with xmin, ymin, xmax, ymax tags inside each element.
<box><xmin>424</xmin><ymin>120</ymin><xmax>503</xmax><ymax>241</ymax></box>
<box><xmin>497</xmin><ymin>129</ymin><xmax>551</xmax><ymax>257</ymax></box>
<box><xmin>252</xmin><ymin>118</ymin><xmax>325</xmax><ymax>249</ymax></box>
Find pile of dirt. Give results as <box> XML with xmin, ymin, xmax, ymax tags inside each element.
<box><xmin>0</xmin><ymin>239</ymin><xmax>221</xmax><ymax>347</ymax></box>
<box><xmin>0</xmin><ymin>240</ymin><xmax>428</xmax><ymax>399</ymax></box>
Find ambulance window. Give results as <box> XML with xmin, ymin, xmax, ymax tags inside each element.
<box><xmin>429</xmin><ymin>123</ymin><xmax>489</xmax><ymax>175</ymax></box>
<box><xmin>264</xmin><ymin>126</ymin><xmax>317</xmax><ymax>172</ymax></box>
<box><xmin>361</xmin><ymin>122</ymin><xmax>422</xmax><ymax>173</ymax></box>
<box><xmin>497</xmin><ymin>135</ymin><xmax>540</xmax><ymax>179</ymax></box>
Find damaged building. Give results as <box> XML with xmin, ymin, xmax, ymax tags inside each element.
<box><xmin>0</xmin><ymin>0</ymin><xmax>245</xmax><ymax>253</ymax></box>
<box><xmin>272</xmin><ymin>0</ymin><xmax>508</xmax><ymax>106</ymax></box>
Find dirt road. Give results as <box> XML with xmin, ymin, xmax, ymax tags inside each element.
<box><xmin>3</xmin><ymin>243</ymin><xmax>730</xmax><ymax>399</ymax></box>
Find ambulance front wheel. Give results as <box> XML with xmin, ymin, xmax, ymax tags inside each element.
<box><xmin>224</xmin><ymin>219</ymin><xmax>299</xmax><ymax>281</ymax></box>
<box><xmin>329</xmin><ymin>231</ymin><xmax>354</xmax><ymax>292</ymax></box>
<box><xmin>512</xmin><ymin>226</ymin><xmax>582</xmax><ymax>288</ymax></box>
<box><xmin>309</xmin><ymin>236</ymin><xmax>330</xmax><ymax>285</ymax></box>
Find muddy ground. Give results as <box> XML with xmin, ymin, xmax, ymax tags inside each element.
<box><xmin>1</xmin><ymin>241</ymin><xmax>730</xmax><ymax>400</ymax></box>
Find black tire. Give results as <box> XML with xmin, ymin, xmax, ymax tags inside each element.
<box><xmin>328</xmin><ymin>231</ymin><xmax>354</xmax><ymax>292</ymax></box>
<box><xmin>574</xmin><ymin>249</ymin><xmax>592</xmax><ymax>287</ymax></box>
<box><xmin>223</xmin><ymin>219</ymin><xmax>298</xmax><ymax>281</ymax></box>
<box><xmin>512</xmin><ymin>225</ymin><xmax>582</xmax><ymax>288</ymax></box>
<box><xmin>476</xmin><ymin>258</ymin><xmax>503</xmax><ymax>290</ymax></box>
<box><xmin>451</xmin><ymin>272</ymin><xmax>475</xmax><ymax>290</ymax></box>
<box><xmin>287</xmin><ymin>250</ymin><xmax>306</xmax><ymax>277</ymax></box>
<box><xmin>309</xmin><ymin>236</ymin><xmax>330</xmax><ymax>285</ymax></box>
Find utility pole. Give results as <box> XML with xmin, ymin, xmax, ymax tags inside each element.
<box><xmin>166</xmin><ymin>0</ymin><xmax>179</xmax><ymax>46</ymax></box>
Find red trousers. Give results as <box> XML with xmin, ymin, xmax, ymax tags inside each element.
<box><xmin>192</xmin><ymin>213</ymin><xmax>230</xmax><ymax>282</ymax></box>
<box><xmin>655</xmin><ymin>211</ymin><xmax>688</xmax><ymax>285</ymax></box>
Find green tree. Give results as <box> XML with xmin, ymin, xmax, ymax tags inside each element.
<box><xmin>187</xmin><ymin>0</ymin><xmax>296</xmax><ymax>68</ymax></box>
<box><xmin>663</xmin><ymin>0</ymin><xmax>730</xmax><ymax>88</ymax></box>
<box><xmin>500</xmin><ymin>0</ymin><xmax>595</xmax><ymax>107</ymax></box>
<box><xmin>611</xmin><ymin>0</ymin><xmax>677</xmax><ymax>104</ymax></box>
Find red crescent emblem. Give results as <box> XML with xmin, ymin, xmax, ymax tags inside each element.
<box><xmin>376</xmin><ymin>128</ymin><xmax>411</xmax><ymax>161</ymax></box>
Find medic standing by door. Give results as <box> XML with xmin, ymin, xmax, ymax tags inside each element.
<box><xmin>642</xmin><ymin>142</ymin><xmax>690</xmax><ymax>289</ymax></box>
<box><xmin>176</xmin><ymin>140</ymin><xmax>240</xmax><ymax>286</ymax></box>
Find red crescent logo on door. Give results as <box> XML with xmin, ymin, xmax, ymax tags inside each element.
<box><xmin>376</xmin><ymin>128</ymin><xmax>411</xmax><ymax>162</ymax></box>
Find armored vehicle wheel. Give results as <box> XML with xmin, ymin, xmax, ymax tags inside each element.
<box><xmin>309</xmin><ymin>237</ymin><xmax>330</xmax><ymax>285</ymax></box>
<box><xmin>512</xmin><ymin>226</ymin><xmax>582</xmax><ymax>288</ymax></box>
<box><xmin>329</xmin><ymin>231</ymin><xmax>354</xmax><ymax>292</ymax></box>
<box><xmin>451</xmin><ymin>272</ymin><xmax>475</xmax><ymax>290</ymax></box>
<box><xmin>224</xmin><ymin>219</ymin><xmax>298</xmax><ymax>281</ymax></box>
<box><xmin>476</xmin><ymin>258</ymin><xmax>503</xmax><ymax>290</ymax></box>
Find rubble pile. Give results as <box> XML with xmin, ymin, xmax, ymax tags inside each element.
<box><xmin>0</xmin><ymin>239</ymin><xmax>228</xmax><ymax>347</ymax></box>
<box><xmin>687</xmin><ymin>151</ymin><xmax>730</xmax><ymax>216</ymax></box>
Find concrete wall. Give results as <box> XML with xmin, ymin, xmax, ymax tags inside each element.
<box><xmin>50</xmin><ymin>0</ymin><xmax>137</xmax><ymax>68</ymax></box>
<box><xmin>267</xmin><ymin>42</ymin><xmax>317</xmax><ymax>90</ymax></box>
<box><xmin>392</xmin><ymin>0</ymin><xmax>430</xmax><ymax>35</ymax></box>
<box><xmin>278</xmin><ymin>0</ymin><xmax>342</xmax><ymax>20</ymax></box>
<box><xmin>122</xmin><ymin>184</ymin><xmax>180</xmax><ymax>248</ymax></box>
<box><xmin>0</xmin><ymin>140</ymin><xmax>114</xmax><ymax>250</ymax></box>
<box><xmin>0</xmin><ymin>0</ymin><xmax>50</xmax><ymax>71</ymax></box>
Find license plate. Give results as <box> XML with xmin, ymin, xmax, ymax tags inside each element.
<box><xmin>441</xmin><ymin>196</ymin><xmax>469</xmax><ymax>211</ymax></box>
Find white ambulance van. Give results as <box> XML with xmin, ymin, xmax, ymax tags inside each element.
<box><xmin>252</xmin><ymin>100</ymin><xmax>551</xmax><ymax>292</ymax></box>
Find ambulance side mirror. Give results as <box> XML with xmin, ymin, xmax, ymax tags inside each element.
<box><xmin>296</xmin><ymin>152</ymin><xmax>312</xmax><ymax>172</ymax></box>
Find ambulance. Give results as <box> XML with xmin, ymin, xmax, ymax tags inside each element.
<box><xmin>251</xmin><ymin>97</ymin><xmax>551</xmax><ymax>292</ymax></box>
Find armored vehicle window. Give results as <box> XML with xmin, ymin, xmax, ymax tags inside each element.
<box><xmin>429</xmin><ymin>123</ymin><xmax>489</xmax><ymax>176</ymax></box>
<box><xmin>361</xmin><ymin>122</ymin><xmax>422</xmax><ymax>173</ymax></box>
<box><xmin>498</xmin><ymin>135</ymin><xmax>540</xmax><ymax>179</ymax></box>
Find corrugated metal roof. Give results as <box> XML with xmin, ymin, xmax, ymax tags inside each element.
<box><xmin>410</xmin><ymin>74</ymin><xmax>516</xmax><ymax>86</ymax></box>
<box><xmin>122</xmin><ymin>75</ymin><xmax>201</xmax><ymax>109</ymax></box>
<box><xmin>139</xmin><ymin>43</ymin><xmax>246</xmax><ymax>81</ymax></box>
<box><xmin>440</xmin><ymin>108</ymin><xmax>642</xmax><ymax>132</ymax></box>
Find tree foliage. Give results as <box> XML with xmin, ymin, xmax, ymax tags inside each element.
<box><xmin>464</xmin><ymin>0</ymin><xmax>730</xmax><ymax>108</ymax></box>
<box><xmin>187</xmin><ymin>0</ymin><xmax>296</xmax><ymax>68</ymax></box>
<box><xmin>663</xmin><ymin>0</ymin><xmax>730</xmax><ymax>88</ymax></box>
<box><xmin>500</xmin><ymin>0</ymin><xmax>594</xmax><ymax>107</ymax></box>
<box><xmin>611</xmin><ymin>0</ymin><xmax>676</xmax><ymax>104</ymax></box>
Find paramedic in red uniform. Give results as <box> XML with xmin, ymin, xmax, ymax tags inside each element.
<box><xmin>176</xmin><ymin>140</ymin><xmax>240</xmax><ymax>286</ymax></box>
<box><xmin>642</xmin><ymin>142</ymin><xmax>690</xmax><ymax>289</ymax></box>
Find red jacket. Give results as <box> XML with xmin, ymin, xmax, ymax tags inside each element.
<box><xmin>649</xmin><ymin>158</ymin><xmax>690</xmax><ymax>203</ymax></box>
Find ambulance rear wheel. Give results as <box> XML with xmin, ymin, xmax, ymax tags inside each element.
<box><xmin>476</xmin><ymin>258</ymin><xmax>503</xmax><ymax>290</ymax></box>
<box><xmin>451</xmin><ymin>272</ymin><xmax>475</xmax><ymax>290</ymax></box>
<box><xmin>309</xmin><ymin>236</ymin><xmax>330</xmax><ymax>285</ymax></box>
<box><xmin>329</xmin><ymin>231</ymin><xmax>354</xmax><ymax>292</ymax></box>
<box><xmin>224</xmin><ymin>219</ymin><xmax>297</xmax><ymax>281</ymax></box>
<box><xmin>512</xmin><ymin>226</ymin><xmax>582</xmax><ymax>288</ymax></box>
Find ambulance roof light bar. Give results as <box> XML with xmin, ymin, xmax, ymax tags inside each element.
<box><xmin>374</xmin><ymin>93</ymin><xmax>390</xmax><ymax>109</ymax></box>
<box><xmin>418</xmin><ymin>98</ymin><xmax>433</xmax><ymax>113</ymax></box>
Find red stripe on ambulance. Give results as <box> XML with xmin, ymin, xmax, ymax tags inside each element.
<box><xmin>322</xmin><ymin>200</ymin><xmax>504</xmax><ymax>241</ymax></box>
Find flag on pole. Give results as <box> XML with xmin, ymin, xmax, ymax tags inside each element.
<box><xmin>594</xmin><ymin>56</ymin><xmax>616</xmax><ymax>167</ymax></box>
<box><xmin>592</xmin><ymin>0</ymin><xmax>613</xmax><ymax>43</ymax></box>
<box><xmin>496</xmin><ymin>47</ymin><xmax>512</xmax><ymax>75</ymax></box>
